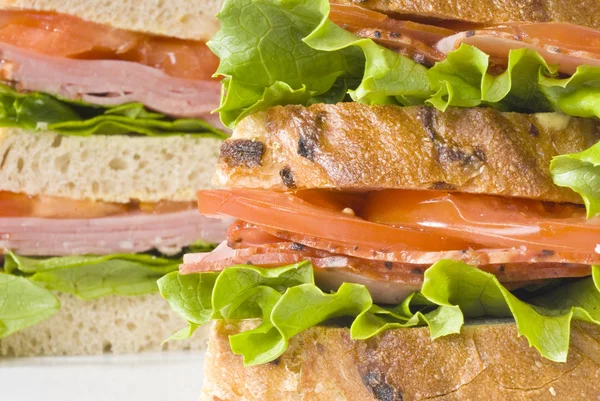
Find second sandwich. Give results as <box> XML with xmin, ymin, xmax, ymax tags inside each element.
<box><xmin>0</xmin><ymin>0</ymin><xmax>230</xmax><ymax>355</ymax></box>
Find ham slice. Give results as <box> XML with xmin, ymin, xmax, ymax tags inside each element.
<box><xmin>181</xmin><ymin>240</ymin><xmax>591</xmax><ymax>304</ymax></box>
<box><xmin>182</xmin><ymin>241</ymin><xmax>423</xmax><ymax>304</ymax></box>
<box><xmin>436</xmin><ymin>32</ymin><xmax>600</xmax><ymax>75</ymax></box>
<box><xmin>0</xmin><ymin>42</ymin><xmax>221</xmax><ymax>119</ymax></box>
<box><xmin>0</xmin><ymin>210</ymin><xmax>231</xmax><ymax>256</ymax></box>
<box><xmin>226</xmin><ymin>222</ymin><xmax>600</xmax><ymax>267</ymax></box>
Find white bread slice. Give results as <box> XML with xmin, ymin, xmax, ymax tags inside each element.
<box><xmin>202</xmin><ymin>320</ymin><xmax>600</xmax><ymax>400</ymax></box>
<box><xmin>0</xmin><ymin>128</ymin><xmax>222</xmax><ymax>203</ymax></box>
<box><xmin>0</xmin><ymin>293</ymin><xmax>208</xmax><ymax>356</ymax></box>
<box><xmin>0</xmin><ymin>0</ymin><xmax>223</xmax><ymax>41</ymax></box>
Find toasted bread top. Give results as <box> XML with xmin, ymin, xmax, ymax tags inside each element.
<box><xmin>214</xmin><ymin>104</ymin><xmax>599</xmax><ymax>204</ymax></box>
<box><xmin>332</xmin><ymin>0</ymin><xmax>600</xmax><ymax>29</ymax></box>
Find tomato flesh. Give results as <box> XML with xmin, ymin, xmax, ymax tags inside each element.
<box><xmin>197</xmin><ymin>189</ymin><xmax>474</xmax><ymax>253</ymax></box>
<box><xmin>362</xmin><ymin>190</ymin><xmax>597</xmax><ymax>252</ymax></box>
<box><xmin>0</xmin><ymin>191</ymin><xmax>194</xmax><ymax>219</ymax></box>
<box><xmin>0</xmin><ymin>11</ymin><xmax>218</xmax><ymax>80</ymax></box>
<box><xmin>198</xmin><ymin>189</ymin><xmax>600</xmax><ymax>256</ymax></box>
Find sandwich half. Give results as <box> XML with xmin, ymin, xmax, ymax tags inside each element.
<box><xmin>159</xmin><ymin>0</ymin><xmax>600</xmax><ymax>398</ymax></box>
<box><xmin>0</xmin><ymin>0</ymin><xmax>230</xmax><ymax>356</ymax></box>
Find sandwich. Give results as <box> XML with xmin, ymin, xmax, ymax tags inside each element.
<box><xmin>159</xmin><ymin>0</ymin><xmax>600</xmax><ymax>398</ymax></box>
<box><xmin>0</xmin><ymin>0</ymin><xmax>230</xmax><ymax>356</ymax></box>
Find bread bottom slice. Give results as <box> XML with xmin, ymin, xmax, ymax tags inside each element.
<box><xmin>202</xmin><ymin>320</ymin><xmax>600</xmax><ymax>401</ymax></box>
<box><xmin>0</xmin><ymin>293</ymin><xmax>207</xmax><ymax>357</ymax></box>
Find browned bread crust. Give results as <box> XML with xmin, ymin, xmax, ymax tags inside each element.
<box><xmin>332</xmin><ymin>0</ymin><xmax>600</xmax><ymax>30</ymax></box>
<box><xmin>202</xmin><ymin>320</ymin><xmax>600</xmax><ymax>401</ymax></box>
<box><xmin>214</xmin><ymin>104</ymin><xmax>600</xmax><ymax>204</ymax></box>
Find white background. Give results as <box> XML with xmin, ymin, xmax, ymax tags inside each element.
<box><xmin>0</xmin><ymin>351</ymin><xmax>206</xmax><ymax>401</ymax></box>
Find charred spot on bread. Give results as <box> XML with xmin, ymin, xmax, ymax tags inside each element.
<box><xmin>437</xmin><ymin>143</ymin><xmax>486</xmax><ymax>165</ymax></box>
<box><xmin>420</xmin><ymin>107</ymin><xmax>486</xmax><ymax>167</ymax></box>
<box><xmin>384</xmin><ymin>261</ymin><xmax>393</xmax><ymax>270</ymax></box>
<box><xmin>297</xmin><ymin>111</ymin><xmax>326</xmax><ymax>161</ymax></box>
<box><xmin>541</xmin><ymin>249</ymin><xmax>556</xmax><ymax>257</ymax></box>
<box><xmin>473</xmin><ymin>147</ymin><xmax>486</xmax><ymax>162</ymax></box>
<box><xmin>361</xmin><ymin>370</ymin><xmax>403</xmax><ymax>401</ymax></box>
<box><xmin>419</xmin><ymin>106</ymin><xmax>438</xmax><ymax>141</ymax></box>
<box><xmin>220</xmin><ymin>139</ymin><xmax>265</xmax><ymax>168</ymax></box>
<box><xmin>529</xmin><ymin>124</ymin><xmax>540</xmax><ymax>137</ymax></box>
<box><xmin>430</xmin><ymin>181</ymin><xmax>457</xmax><ymax>191</ymax></box>
<box><xmin>279</xmin><ymin>166</ymin><xmax>297</xmax><ymax>189</ymax></box>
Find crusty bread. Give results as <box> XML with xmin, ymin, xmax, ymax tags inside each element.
<box><xmin>0</xmin><ymin>128</ymin><xmax>222</xmax><ymax>203</ymax></box>
<box><xmin>0</xmin><ymin>292</ymin><xmax>209</xmax><ymax>357</ymax></box>
<box><xmin>202</xmin><ymin>320</ymin><xmax>600</xmax><ymax>400</ymax></box>
<box><xmin>0</xmin><ymin>0</ymin><xmax>224</xmax><ymax>41</ymax></box>
<box><xmin>332</xmin><ymin>0</ymin><xmax>600</xmax><ymax>30</ymax></box>
<box><xmin>215</xmin><ymin>105</ymin><xmax>599</xmax><ymax>204</ymax></box>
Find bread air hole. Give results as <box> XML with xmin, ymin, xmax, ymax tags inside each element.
<box><xmin>108</xmin><ymin>157</ymin><xmax>128</xmax><ymax>171</ymax></box>
<box><xmin>102</xmin><ymin>340</ymin><xmax>113</xmax><ymax>354</ymax></box>
<box><xmin>54</xmin><ymin>154</ymin><xmax>70</xmax><ymax>174</ymax></box>
<box><xmin>51</xmin><ymin>135</ymin><xmax>62</xmax><ymax>148</ymax></box>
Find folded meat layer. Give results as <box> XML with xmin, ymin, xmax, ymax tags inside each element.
<box><xmin>0</xmin><ymin>42</ymin><xmax>221</xmax><ymax>118</ymax></box>
<box><xmin>0</xmin><ymin>210</ymin><xmax>231</xmax><ymax>256</ymax></box>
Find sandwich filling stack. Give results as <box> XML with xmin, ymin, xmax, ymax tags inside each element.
<box><xmin>160</xmin><ymin>0</ymin><xmax>600</xmax><ymax>396</ymax></box>
<box><xmin>0</xmin><ymin>0</ymin><xmax>230</xmax><ymax>354</ymax></box>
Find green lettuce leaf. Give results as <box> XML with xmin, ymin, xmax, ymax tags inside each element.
<box><xmin>0</xmin><ymin>245</ymin><xmax>219</xmax><ymax>338</ymax></box>
<box><xmin>211</xmin><ymin>0</ymin><xmax>600</xmax><ymax>127</ymax></box>
<box><xmin>351</xmin><ymin>294</ymin><xmax>463</xmax><ymax>340</ymax></box>
<box><xmin>0</xmin><ymin>273</ymin><xmax>60</xmax><ymax>338</ymax></box>
<box><xmin>207</xmin><ymin>0</ymin><xmax>363</xmax><ymax>127</ymax></box>
<box><xmin>161</xmin><ymin>261</ymin><xmax>600</xmax><ymax>365</ymax></box>
<box><xmin>5</xmin><ymin>252</ymin><xmax>180</xmax><ymax>300</ymax></box>
<box><xmin>422</xmin><ymin>261</ymin><xmax>600</xmax><ymax>362</ymax></box>
<box><xmin>304</xmin><ymin>18</ymin><xmax>431</xmax><ymax>105</ymax></box>
<box><xmin>550</xmin><ymin>142</ymin><xmax>600</xmax><ymax>217</ymax></box>
<box><xmin>158</xmin><ymin>271</ymin><xmax>219</xmax><ymax>327</ymax></box>
<box><xmin>0</xmin><ymin>84</ymin><xmax>226</xmax><ymax>138</ymax></box>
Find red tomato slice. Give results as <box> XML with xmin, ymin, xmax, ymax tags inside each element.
<box><xmin>197</xmin><ymin>189</ymin><xmax>474</xmax><ymax>253</ymax></box>
<box><xmin>137</xmin><ymin>200</ymin><xmax>196</xmax><ymax>215</ymax></box>
<box><xmin>361</xmin><ymin>190</ymin><xmax>599</xmax><ymax>253</ymax></box>
<box><xmin>0</xmin><ymin>11</ymin><xmax>217</xmax><ymax>80</ymax></box>
<box><xmin>0</xmin><ymin>191</ymin><xmax>128</xmax><ymax>218</ymax></box>
<box><xmin>197</xmin><ymin>189</ymin><xmax>600</xmax><ymax>256</ymax></box>
<box><xmin>0</xmin><ymin>191</ymin><xmax>194</xmax><ymax>218</ymax></box>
